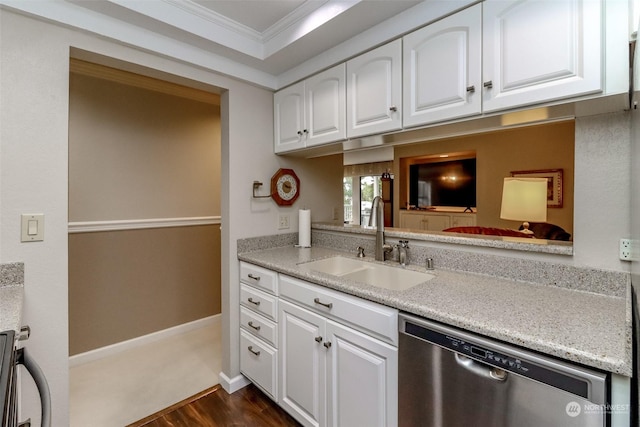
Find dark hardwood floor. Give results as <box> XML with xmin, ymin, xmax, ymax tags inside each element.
<box><xmin>127</xmin><ymin>384</ymin><xmax>301</xmax><ymax>427</ymax></box>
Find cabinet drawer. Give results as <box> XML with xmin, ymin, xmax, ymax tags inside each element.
<box><xmin>240</xmin><ymin>306</ymin><xmax>278</xmax><ymax>347</ymax></box>
<box><xmin>240</xmin><ymin>284</ymin><xmax>278</xmax><ymax>321</ymax></box>
<box><xmin>240</xmin><ymin>329</ymin><xmax>277</xmax><ymax>400</ymax></box>
<box><xmin>240</xmin><ymin>262</ymin><xmax>278</xmax><ymax>295</ymax></box>
<box><xmin>279</xmin><ymin>275</ymin><xmax>398</xmax><ymax>346</ymax></box>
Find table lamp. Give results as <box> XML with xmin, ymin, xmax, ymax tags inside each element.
<box><xmin>500</xmin><ymin>177</ymin><xmax>548</xmax><ymax>235</ymax></box>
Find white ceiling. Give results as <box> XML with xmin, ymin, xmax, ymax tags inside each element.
<box><xmin>66</xmin><ymin>0</ymin><xmax>422</xmax><ymax>76</ymax></box>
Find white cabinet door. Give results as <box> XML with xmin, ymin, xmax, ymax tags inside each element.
<box><xmin>399</xmin><ymin>212</ymin><xmax>426</xmax><ymax>230</ymax></box>
<box><xmin>347</xmin><ymin>40</ymin><xmax>402</xmax><ymax>138</ymax></box>
<box><xmin>451</xmin><ymin>213</ymin><xmax>476</xmax><ymax>228</ymax></box>
<box><xmin>422</xmin><ymin>213</ymin><xmax>451</xmax><ymax>231</ymax></box>
<box><xmin>403</xmin><ymin>4</ymin><xmax>482</xmax><ymax>127</ymax></box>
<box><xmin>325</xmin><ymin>320</ymin><xmax>398</xmax><ymax>427</ymax></box>
<box><xmin>279</xmin><ymin>300</ymin><xmax>326</xmax><ymax>427</ymax></box>
<box><xmin>274</xmin><ymin>81</ymin><xmax>306</xmax><ymax>153</ymax></box>
<box><xmin>240</xmin><ymin>329</ymin><xmax>278</xmax><ymax>400</ymax></box>
<box><xmin>306</xmin><ymin>64</ymin><xmax>346</xmax><ymax>147</ymax></box>
<box><xmin>482</xmin><ymin>0</ymin><xmax>602</xmax><ymax>113</ymax></box>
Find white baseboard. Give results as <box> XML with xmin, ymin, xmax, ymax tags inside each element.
<box><xmin>219</xmin><ymin>372</ymin><xmax>251</xmax><ymax>394</ymax></box>
<box><xmin>69</xmin><ymin>314</ymin><xmax>220</xmax><ymax>368</ymax></box>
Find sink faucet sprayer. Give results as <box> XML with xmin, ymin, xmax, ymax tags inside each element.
<box><xmin>369</xmin><ymin>196</ymin><xmax>393</xmax><ymax>261</ymax></box>
<box><xmin>398</xmin><ymin>240</ymin><xmax>409</xmax><ymax>266</ymax></box>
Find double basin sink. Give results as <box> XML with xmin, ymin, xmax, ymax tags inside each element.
<box><xmin>298</xmin><ymin>256</ymin><xmax>434</xmax><ymax>291</ymax></box>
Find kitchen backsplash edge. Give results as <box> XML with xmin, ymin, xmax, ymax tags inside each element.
<box><xmin>237</xmin><ymin>230</ymin><xmax>628</xmax><ymax>298</ymax></box>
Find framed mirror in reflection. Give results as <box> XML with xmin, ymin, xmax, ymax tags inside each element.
<box><xmin>344</xmin><ymin>119</ymin><xmax>574</xmax><ymax>246</ymax></box>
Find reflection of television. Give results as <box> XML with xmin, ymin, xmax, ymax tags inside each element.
<box><xmin>409</xmin><ymin>158</ymin><xmax>476</xmax><ymax>208</ymax></box>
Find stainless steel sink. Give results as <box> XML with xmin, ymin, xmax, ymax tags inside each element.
<box><xmin>298</xmin><ymin>256</ymin><xmax>434</xmax><ymax>291</ymax></box>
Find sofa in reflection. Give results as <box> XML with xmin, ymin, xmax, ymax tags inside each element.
<box><xmin>443</xmin><ymin>222</ymin><xmax>572</xmax><ymax>241</ymax></box>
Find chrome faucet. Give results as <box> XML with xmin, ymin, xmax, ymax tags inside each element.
<box><xmin>398</xmin><ymin>240</ymin><xmax>409</xmax><ymax>266</ymax></box>
<box><xmin>369</xmin><ymin>196</ymin><xmax>393</xmax><ymax>261</ymax></box>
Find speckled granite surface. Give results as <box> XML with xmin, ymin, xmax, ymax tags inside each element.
<box><xmin>0</xmin><ymin>263</ymin><xmax>24</xmax><ymax>333</ymax></box>
<box><xmin>311</xmin><ymin>224</ymin><xmax>626</xmax><ymax>298</ymax></box>
<box><xmin>237</xmin><ymin>243</ymin><xmax>632</xmax><ymax>376</ymax></box>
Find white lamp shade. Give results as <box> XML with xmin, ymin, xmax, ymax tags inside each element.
<box><xmin>500</xmin><ymin>177</ymin><xmax>548</xmax><ymax>222</ymax></box>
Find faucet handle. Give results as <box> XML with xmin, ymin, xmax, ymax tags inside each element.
<box><xmin>400</xmin><ymin>239</ymin><xmax>409</xmax><ymax>248</ymax></box>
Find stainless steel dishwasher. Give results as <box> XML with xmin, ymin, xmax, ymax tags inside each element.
<box><xmin>399</xmin><ymin>313</ymin><xmax>608</xmax><ymax>427</ymax></box>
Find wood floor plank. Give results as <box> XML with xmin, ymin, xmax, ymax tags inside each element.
<box><xmin>128</xmin><ymin>383</ymin><xmax>300</xmax><ymax>427</ymax></box>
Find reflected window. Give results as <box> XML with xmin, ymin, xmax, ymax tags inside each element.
<box><xmin>360</xmin><ymin>175</ymin><xmax>382</xmax><ymax>225</ymax></box>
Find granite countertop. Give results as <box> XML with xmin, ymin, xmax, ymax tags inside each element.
<box><xmin>238</xmin><ymin>246</ymin><xmax>632</xmax><ymax>376</ymax></box>
<box><xmin>0</xmin><ymin>263</ymin><xmax>24</xmax><ymax>334</ymax></box>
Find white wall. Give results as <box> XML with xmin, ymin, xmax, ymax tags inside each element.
<box><xmin>0</xmin><ymin>9</ymin><xmax>281</xmax><ymax>425</ymax></box>
<box><xmin>574</xmin><ymin>112</ymin><xmax>632</xmax><ymax>270</ymax></box>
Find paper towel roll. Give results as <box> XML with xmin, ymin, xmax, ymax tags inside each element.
<box><xmin>298</xmin><ymin>209</ymin><xmax>311</xmax><ymax>248</ymax></box>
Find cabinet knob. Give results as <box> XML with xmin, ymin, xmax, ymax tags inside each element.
<box><xmin>313</xmin><ymin>297</ymin><xmax>333</xmax><ymax>309</ymax></box>
<box><xmin>466</xmin><ymin>85</ymin><xmax>475</xmax><ymax>93</ymax></box>
<box><xmin>247</xmin><ymin>297</ymin><xmax>261</xmax><ymax>306</ymax></box>
<box><xmin>483</xmin><ymin>81</ymin><xmax>493</xmax><ymax>89</ymax></box>
<box><xmin>323</xmin><ymin>341</ymin><xmax>332</xmax><ymax>349</ymax></box>
<box><xmin>389</xmin><ymin>106</ymin><xmax>398</xmax><ymax>112</ymax></box>
<box><xmin>248</xmin><ymin>346</ymin><xmax>261</xmax><ymax>356</ymax></box>
<box><xmin>315</xmin><ymin>336</ymin><xmax>323</xmax><ymax>343</ymax></box>
<box><xmin>297</xmin><ymin>130</ymin><xmax>302</xmax><ymax>136</ymax></box>
<box><xmin>248</xmin><ymin>321</ymin><xmax>261</xmax><ymax>331</ymax></box>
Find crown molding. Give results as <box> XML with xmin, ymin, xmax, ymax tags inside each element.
<box><xmin>70</xmin><ymin>58</ymin><xmax>221</xmax><ymax>105</ymax></box>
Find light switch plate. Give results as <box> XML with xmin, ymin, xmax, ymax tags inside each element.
<box><xmin>21</xmin><ymin>214</ymin><xmax>44</xmax><ymax>242</ymax></box>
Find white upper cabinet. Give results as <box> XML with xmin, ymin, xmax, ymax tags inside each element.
<box><xmin>274</xmin><ymin>81</ymin><xmax>306</xmax><ymax>153</ymax></box>
<box><xmin>482</xmin><ymin>0</ymin><xmax>602</xmax><ymax>112</ymax></box>
<box><xmin>403</xmin><ymin>4</ymin><xmax>482</xmax><ymax>127</ymax></box>
<box><xmin>274</xmin><ymin>64</ymin><xmax>345</xmax><ymax>153</ymax></box>
<box><xmin>305</xmin><ymin>64</ymin><xmax>346</xmax><ymax>148</ymax></box>
<box><xmin>347</xmin><ymin>40</ymin><xmax>402</xmax><ymax>138</ymax></box>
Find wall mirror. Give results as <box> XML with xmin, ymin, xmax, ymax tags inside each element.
<box><xmin>343</xmin><ymin>119</ymin><xmax>574</xmax><ymax>246</ymax></box>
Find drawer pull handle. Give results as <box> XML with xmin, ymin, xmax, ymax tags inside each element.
<box><xmin>248</xmin><ymin>346</ymin><xmax>261</xmax><ymax>356</ymax></box>
<box><xmin>314</xmin><ymin>298</ymin><xmax>333</xmax><ymax>309</ymax></box>
<box><xmin>248</xmin><ymin>321</ymin><xmax>261</xmax><ymax>331</ymax></box>
<box><xmin>247</xmin><ymin>273</ymin><xmax>261</xmax><ymax>281</ymax></box>
<box><xmin>315</xmin><ymin>336</ymin><xmax>323</xmax><ymax>343</ymax></box>
<box><xmin>323</xmin><ymin>342</ymin><xmax>332</xmax><ymax>349</ymax></box>
<box><xmin>247</xmin><ymin>297</ymin><xmax>261</xmax><ymax>306</ymax></box>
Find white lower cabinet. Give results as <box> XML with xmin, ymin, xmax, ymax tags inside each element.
<box><xmin>239</xmin><ymin>262</ymin><xmax>279</xmax><ymax>400</ymax></box>
<box><xmin>240</xmin><ymin>329</ymin><xmax>278</xmax><ymax>399</ymax></box>
<box><xmin>279</xmin><ymin>299</ymin><xmax>326</xmax><ymax>427</ymax></box>
<box><xmin>278</xmin><ymin>275</ymin><xmax>398</xmax><ymax>427</ymax></box>
<box><xmin>325</xmin><ymin>320</ymin><xmax>397</xmax><ymax>427</ymax></box>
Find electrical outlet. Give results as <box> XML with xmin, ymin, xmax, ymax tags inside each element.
<box><xmin>278</xmin><ymin>214</ymin><xmax>290</xmax><ymax>230</ymax></box>
<box><xmin>620</xmin><ymin>238</ymin><xmax>632</xmax><ymax>261</ymax></box>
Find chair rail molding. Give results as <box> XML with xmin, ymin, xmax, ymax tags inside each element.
<box><xmin>68</xmin><ymin>216</ymin><xmax>221</xmax><ymax>233</ymax></box>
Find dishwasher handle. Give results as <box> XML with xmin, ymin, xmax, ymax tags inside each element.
<box><xmin>454</xmin><ymin>353</ymin><xmax>508</xmax><ymax>381</ymax></box>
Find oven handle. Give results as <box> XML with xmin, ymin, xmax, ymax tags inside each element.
<box><xmin>16</xmin><ymin>348</ymin><xmax>51</xmax><ymax>427</ymax></box>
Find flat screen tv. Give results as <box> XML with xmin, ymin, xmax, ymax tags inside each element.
<box><xmin>409</xmin><ymin>158</ymin><xmax>476</xmax><ymax>209</ymax></box>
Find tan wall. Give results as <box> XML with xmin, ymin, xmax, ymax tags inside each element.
<box><xmin>68</xmin><ymin>70</ymin><xmax>221</xmax><ymax>355</ymax></box>
<box><xmin>394</xmin><ymin>120</ymin><xmax>575</xmax><ymax>234</ymax></box>
<box><xmin>69</xmin><ymin>71</ymin><xmax>221</xmax><ymax>221</ymax></box>
<box><xmin>69</xmin><ymin>225</ymin><xmax>221</xmax><ymax>355</ymax></box>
